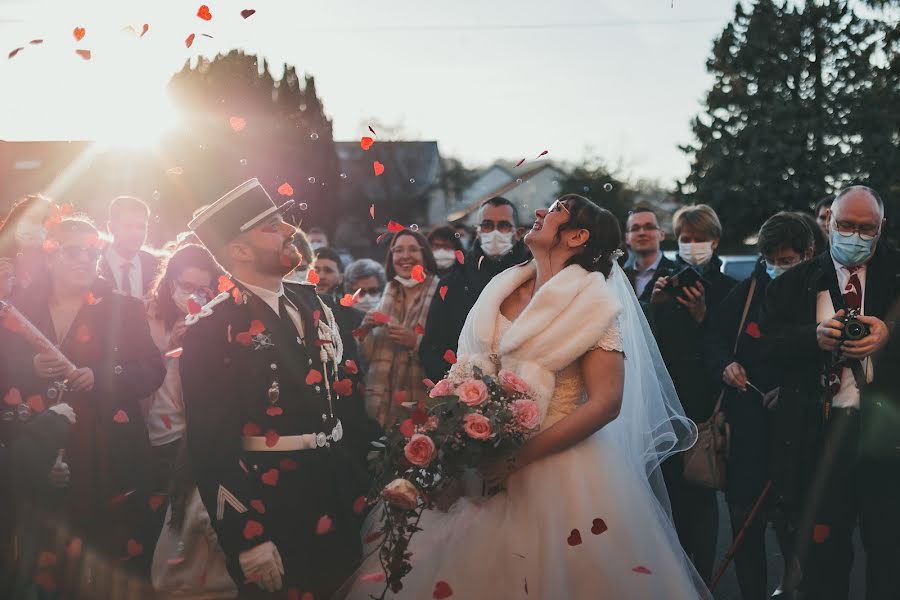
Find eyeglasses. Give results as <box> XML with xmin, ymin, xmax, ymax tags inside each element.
<box><xmin>58</xmin><ymin>245</ymin><xmax>101</xmax><ymax>262</ymax></box>
<box><xmin>391</xmin><ymin>245</ymin><xmax>423</xmax><ymax>256</ymax></box>
<box><xmin>478</xmin><ymin>220</ymin><xmax>515</xmax><ymax>234</ymax></box>
<box><xmin>549</xmin><ymin>199</ymin><xmax>571</xmax><ymax>214</ymax></box>
<box><xmin>627</xmin><ymin>224</ymin><xmax>660</xmax><ymax>233</ymax></box>
<box><xmin>174</xmin><ymin>280</ymin><xmax>208</xmax><ymax>295</ymax></box>
<box><xmin>356</xmin><ymin>286</ymin><xmax>382</xmax><ymax>296</ymax></box>
<box><xmin>831</xmin><ymin>219</ymin><xmax>880</xmax><ymax>241</ymax></box>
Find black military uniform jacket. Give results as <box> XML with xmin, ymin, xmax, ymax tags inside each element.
<box><xmin>181</xmin><ymin>278</ymin><xmax>372</xmax><ymax>595</ymax></box>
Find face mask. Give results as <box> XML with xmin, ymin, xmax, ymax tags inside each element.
<box><xmin>830</xmin><ymin>231</ymin><xmax>875</xmax><ymax>267</ymax></box>
<box><xmin>394</xmin><ymin>275</ymin><xmax>421</xmax><ymax>288</ymax></box>
<box><xmin>14</xmin><ymin>222</ymin><xmax>48</xmax><ymax>248</ymax></box>
<box><xmin>355</xmin><ymin>293</ymin><xmax>381</xmax><ymax>312</ymax></box>
<box><xmin>765</xmin><ymin>262</ymin><xmax>792</xmax><ymax>280</ymax></box>
<box><xmin>678</xmin><ymin>241</ymin><xmax>714</xmax><ymax>266</ymax></box>
<box><xmin>309</xmin><ymin>241</ymin><xmax>325</xmax><ymax>251</ymax></box>
<box><xmin>173</xmin><ymin>289</ymin><xmax>207</xmax><ymax>314</ymax></box>
<box><xmin>432</xmin><ymin>249</ymin><xmax>456</xmax><ymax>270</ymax></box>
<box><xmin>458</xmin><ymin>237</ymin><xmax>470</xmax><ymax>251</ymax></box>
<box><xmin>284</xmin><ymin>269</ymin><xmax>309</xmax><ymax>284</ymax></box>
<box><xmin>479</xmin><ymin>230</ymin><xmax>514</xmax><ymax>258</ymax></box>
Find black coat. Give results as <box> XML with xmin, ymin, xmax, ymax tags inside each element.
<box><xmin>180</xmin><ymin>280</ymin><xmax>372</xmax><ymax>597</ymax></box>
<box><xmin>760</xmin><ymin>246</ymin><xmax>900</xmax><ymax>508</ymax></box>
<box><xmin>97</xmin><ymin>248</ymin><xmax>161</xmax><ymax>297</ymax></box>
<box><xmin>647</xmin><ymin>254</ymin><xmax>738</xmax><ymax>423</ymax></box>
<box><xmin>704</xmin><ymin>260</ymin><xmax>777</xmax><ymax>505</ymax></box>
<box><xmin>624</xmin><ymin>254</ymin><xmax>677</xmax><ymax>302</ymax></box>
<box><xmin>419</xmin><ymin>239</ymin><xmax>531</xmax><ymax>382</ymax></box>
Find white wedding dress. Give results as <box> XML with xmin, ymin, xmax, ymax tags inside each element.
<box><xmin>340</xmin><ymin>263</ymin><xmax>709</xmax><ymax>599</ymax></box>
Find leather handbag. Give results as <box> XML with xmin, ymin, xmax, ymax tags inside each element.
<box><xmin>683</xmin><ymin>277</ymin><xmax>756</xmax><ymax>489</ymax></box>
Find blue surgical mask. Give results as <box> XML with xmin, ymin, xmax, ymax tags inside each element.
<box><xmin>765</xmin><ymin>262</ymin><xmax>791</xmax><ymax>280</ymax></box>
<box><xmin>830</xmin><ymin>231</ymin><xmax>875</xmax><ymax>267</ymax></box>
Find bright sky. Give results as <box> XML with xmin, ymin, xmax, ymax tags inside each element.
<box><xmin>0</xmin><ymin>0</ymin><xmax>736</xmax><ymax>185</ymax></box>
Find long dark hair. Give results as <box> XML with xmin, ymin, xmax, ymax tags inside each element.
<box><xmin>148</xmin><ymin>244</ymin><xmax>221</xmax><ymax>331</ymax></box>
<box><xmin>384</xmin><ymin>229</ymin><xmax>439</xmax><ymax>280</ymax></box>
<box><xmin>0</xmin><ymin>194</ymin><xmax>53</xmax><ymax>259</ymax></box>
<box><xmin>550</xmin><ymin>194</ymin><xmax>622</xmax><ymax>278</ymax></box>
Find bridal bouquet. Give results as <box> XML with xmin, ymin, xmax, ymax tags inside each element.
<box><xmin>364</xmin><ymin>365</ymin><xmax>540</xmax><ymax>596</ymax></box>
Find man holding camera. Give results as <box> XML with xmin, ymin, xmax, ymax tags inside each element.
<box><xmin>761</xmin><ymin>186</ymin><xmax>900</xmax><ymax>599</ymax></box>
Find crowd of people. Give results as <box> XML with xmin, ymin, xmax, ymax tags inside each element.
<box><xmin>0</xmin><ymin>179</ymin><xmax>897</xmax><ymax>599</ymax></box>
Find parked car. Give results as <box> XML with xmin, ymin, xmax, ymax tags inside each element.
<box><xmin>661</xmin><ymin>251</ymin><xmax>758</xmax><ymax>281</ymax></box>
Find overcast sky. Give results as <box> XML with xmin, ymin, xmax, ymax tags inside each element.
<box><xmin>0</xmin><ymin>0</ymin><xmax>737</xmax><ymax>185</ymax></box>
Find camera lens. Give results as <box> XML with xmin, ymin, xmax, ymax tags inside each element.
<box><xmin>845</xmin><ymin>320</ymin><xmax>865</xmax><ymax>340</ymax></box>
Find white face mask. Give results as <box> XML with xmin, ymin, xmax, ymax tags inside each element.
<box><xmin>394</xmin><ymin>275</ymin><xmax>421</xmax><ymax>288</ymax></box>
<box><xmin>355</xmin><ymin>293</ymin><xmax>381</xmax><ymax>312</ymax></box>
<box><xmin>172</xmin><ymin>289</ymin><xmax>207</xmax><ymax>314</ymax></box>
<box><xmin>479</xmin><ymin>230</ymin><xmax>514</xmax><ymax>258</ymax></box>
<box><xmin>309</xmin><ymin>241</ymin><xmax>325</xmax><ymax>251</ymax></box>
<box><xmin>678</xmin><ymin>241</ymin><xmax>714</xmax><ymax>266</ymax></box>
<box><xmin>284</xmin><ymin>268</ymin><xmax>309</xmax><ymax>284</ymax></box>
<box><xmin>432</xmin><ymin>249</ymin><xmax>456</xmax><ymax>270</ymax></box>
<box><xmin>14</xmin><ymin>222</ymin><xmax>48</xmax><ymax>248</ymax></box>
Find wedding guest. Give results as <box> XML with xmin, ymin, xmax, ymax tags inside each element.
<box><xmin>306</xmin><ymin>227</ymin><xmax>329</xmax><ymax>252</ymax></box>
<box><xmin>795</xmin><ymin>211</ymin><xmax>827</xmax><ymax>257</ymax></box>
<box><xmin>312</xmin><ymin>247</ymin><xmax>344</xmax><ymax>296</ymax></box>
<box><xmin>362</xmin><ymin>229</ymin><xmax>439</xmax><ymax>428</ymax></box>
<box><xmin>427</xmin><ymin>225</ymin><xmax>464</xmax><ymax>278</ymax></box>
<box><xmin>648</xmin><ymin>203</ymin><xmax>737</xmax><ymax>581</ymax></box>
<box><xmin>98</xmin><ymin>195</ymin><xmax>160</xmax><ymax>299</ymax></box>
<box><xmin>420</xmin><ymin>197</ymin><xmax>530</xmax><ymax>382</ymax></box>
<box><xmin>4</xmin><ymin>216</ymin><xmax>165</xmax><ymax>596</ymax></box>
<box><xmin>704</xmin><ymin>212</ymin><xmax>814</xmax><ymax>599</ymax></box>
<box><xmin>313</xmin><ymin>247</ymin><xmax>364</xmax><ymax>362</ymax></box>
<box><xmin>0</xmin><ymin>194</ymin><xmax>56</xmax><ymax>298</ymax></box>
<box><xmin>814</xmin><ymin>196</ymin><xmax>833</xmax><ymax>242</ymax></box>
<box><xmin>344</xmin><ymin>259</ymin><xmax>386</xmax><ymax>313</ymax></box>
<box><xmin>623</xmin><ymin>207</ymin><xmax>676</xmax><ymax>301</ymax></box>
<box><xmin>761</xmin><ymin>186</ymin><xmax>900</xmax><ymax>599</ymax></box>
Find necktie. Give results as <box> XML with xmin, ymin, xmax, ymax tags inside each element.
<box><xmin>842</xmin><ymin>266</ymin><xmax>861</xmax><ymax>312</ymax></box>
<box><xmin>120</xmin><ymin>262</ymin><xmax>133</xmax><ymax>297</ymax></box>
<box><xmin>823</xmin><ymin>266</ymin><xmax>863</xmax><ymax>408</ymax></box>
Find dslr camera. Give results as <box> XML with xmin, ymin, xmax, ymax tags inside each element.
<box><xmin>837</xmin><ymin>308</ymin><xmax>870</xmax><ymax>342</ymax></box>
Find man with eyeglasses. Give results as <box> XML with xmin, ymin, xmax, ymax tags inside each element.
<box><xmin>419</xmin><ymin>196</ymin><xmax>530</xmax><ymax>382</ymax></box>
<box><xmin>761</xmin><ymin>185</ymin><xmax>900</xmax><ymax>600</ymax></box>
<box><xmin>623</xmin><ymin>207</ymin><xmax>675</xmax><ymax>301</ymax></box>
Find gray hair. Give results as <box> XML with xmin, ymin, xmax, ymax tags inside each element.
<box><xmin>344</xmin><ymin>258</ymin><xmax>386</xmax><ymax>293</ymax></box>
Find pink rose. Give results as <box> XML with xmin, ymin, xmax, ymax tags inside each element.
<box><xmin>456</xmin><ymin>380</ymin><xmax>488</xmax><ymax>407</ymax></box>
<box><xmin>512</xmin><ymin>399</ymin><xmax>541</xmax><ymax>430</ymax></box>
<box><xmin>499</xmin><ymin>370</ymin><xmax>529</xmax><ymax>394</ymax></box>
<box><xmin>381</xmin><ymin>478</ymin><xmax>419</xmax><ymax>510</ymax></box>
<box><xmin>429</xmin><ymin>378</ymin><xmax>456</xmax><ymax>398</ymax></box>
<box><xmin>403</xmin><ymin>433</ymin><xmax>436</xmax><ymax>467</ymax></box>
<box><xmin>463</xmin><ymin>413</ymin><xmax>493</xmax><ymax>440</ymax></box>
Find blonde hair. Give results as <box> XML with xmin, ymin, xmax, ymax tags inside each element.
<box><xmin>672</xmin><ymin>204</ymin><xmax>722</xmax><ymax>240</ymax></box>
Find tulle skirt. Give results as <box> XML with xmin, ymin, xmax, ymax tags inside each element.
<box><xmin>339</xmin><ymin>426</ymin><xmax>709</xmax><ymax>599</ymax></box>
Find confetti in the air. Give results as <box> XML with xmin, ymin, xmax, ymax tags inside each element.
<box><xmin>229</xmin><ymin>116</ymin><xmax>246</xmax><ymax>132</ymax></box>
<box><xmin>75</xmin><ymin>50</ymin><xmax>92</xmax><ymax>61</ymax></box>
<box><xmin>368</xmin><ymin>125</ymin><xmax>377</xmax><ymax>136</ymax></box>
<box><xmin>73</xmin><ymin>27</ymin><xmax>86</xmax><ymax>41</ymax></box>
<box><xmin>185</xmin><ymin>33</ymin><xmax>196</xmax><ymax>48</ymax></box>
<box><xmin>373</xmin><ymin>161</ymin><xmax>385</xmax><ymax>176</ymax></box>
<box><xmin>8</xmin><ymin>48</ymin><xmax>24</xmax><ymax>59</ymax></box>
<box><xmin>432</xmin><ymin>581</ymin><xmax>453</xmax><ymax>599</ymax></box>
<box><xmin>360</xmin><ymin>136</ymin><xmax>374</xmax><ymax>150</ymax></box>
<box><xmin>567</xmin><ymin>529</ymin><xmax>582</xmax><ymax>546</ymax></box>
<box><xmin>197</xmin><ymin>5</ymin><xmax>213</xmax><ymax>21</ymax></box>
<box><xmin>277</xmin><ymin>182</ymin><xmax>294</xmax><ymax>196</ymax></box>
<box><xmin>515</xmin><ymin>158</ymin><xmax>526</xmax><ymax>168</ymax></box>
<box><xmin>241</xmin><ymin>9</ymin><xmax>257</xmax><ymax>19</ymax></box>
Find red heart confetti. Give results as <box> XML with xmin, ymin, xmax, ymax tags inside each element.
<box><xmin>745</xmin><ymin>322</ymin><xmax>761</xmax><ymax>338</ymax></box>
<box><xmin>126</xmin><ymin>539</ymin><xmax>143</xmax><ymax>557</ymax></box>
<box><xmin>567</xmin><ymin>529</ymin><xmax>582</xmax><ymax>546</ymax></box>
<box><xmin>369</xmin><ymin>204</ymin><xmax>375</xmax><ymax>219</ymax></box>
<box><xmin>250</xmin><ymin>499</ymin><xmax>266</xmax><ymax>513</ymax></box>
<box><xmin>248</xmin><ymin>320</ymin><xmax>265</xmax><ymax>335</ymax></box>
<box><xmin>241</xmin><ymin>9</ymin><xmax>256</xmax><ymax>19</ymax></box>
<box><xmin>439</xmin><ymin>285</ymin><xmax>448</xmax><ymax>301</ymax></box>
<box><xmin>591</xmin><ymin>518</ymin><xmax>608</xmax><ymax>535</ymax></box>
<box><xmin>8</xmin><ymin>47</ymin><xmax>24</xmax><ymax>59</ymax></box>
<box><xmin>305</xmin><ymin>369</ymin><xmax>323</xmax><ymax>385</ymax></box>
<box><xmin>632</xmin><ymin>566</ymin><xmax>652</xmax><ymax>574</ymax></box>
<box><xmin>140</xmin><ymin>24</ymin><xmax>149</xmax><ymax>37</ymax></box>
<box><xmin>352</xmin><ymin>495</ymin><xmax>367</xmax><ymax>514</ymax></box>
<box><xmin>393</xmin><ymin>390</ymin><xmax>407</xmax><ymax>405</ymax></box>
<box><xmin>113</xmin><ymin>410</ymin><xmax>129</xmax><ymax>424</ymax></box>
<box><xmin>433</xmin><ymin>581</ymin><xmax>453</xmax><ymax>599</ymax></box>
<box><xmin>38</xmin><ymin>551</ymin><xmax>57</xmax><ymax>567</ymax></box>
<box><xmin>26</xmin><ymin>395</ymin><xmax>45</xmax><ymax>413</ymax></box>
<box><xmin>110</xmin><ymin>489</ymin><xmax>135</xmax><ymax>506</ymax></box>
<box><xmin>186</xmin><ymin>298</ymin><xmax>203</xmax><ymax>315</ymax></box>
<box><xmin>149</xmin><ymin>495</ymin><xmax>166</xmax><ymax>511</ymax></box>
<box><xmin>261</xmin><ymin>468</ymin><xmax>279</xmax><ymax>486</ymax></box>
<box><xmin>399</xmin><ymin>418</ymin><xmax>415</xmax><ymax>438</ymax></box>
<box><xmin>339</xmin><ymin>294</ymin><xmax>355</xmax><ymax>307</ymax></box>
<box><xmin>813</xmin><ymin>524</ymin><xmax>830</xmax><ymax>544</ymax></box>
<box><xmin>373</xmin><ymin>161</ymin><xmax>385</xmax><ymax>177</ymax></box>
<box><xmin>352</xmin><ymin>327</ymin><xmax>368</xmax><ymax>339</ymax></box>
<box><xmin>344</xmin><ymin>359</ymin><xmax>359</xmax><ymax>375</ymax></box>
<box><xmin>387</xmin><ymin>220</ymin><xmax>404</xmax><ymax>233</ymax></box>
<box><xmin>218</xmin><ymin>275</ymin><xmax>236</xmax><ymax>293</ymax></box>
<box><xmin>278</xmin><ymin>182</ymin><xmax>293</xmax><ymax>196</ymax></box>
<box><xmin>536</xmin><ymin>150</ymin><xmax>549</xmax><ymax>158</ymax></box>
<box><xmin>360</xmin><ymin>137</ymin><xmax>374</xmax><ymax>150</ymax></box>
<box><xmin>264</xmin><ymin>430</ymin><xmax>279</xmax><ymax>448</ymax></box>
<box><xmin>243</xmin><ymin>520</ymin><xmax>264</xmax><ymax>540</ymax></box>
<box><xmin>73</xmin><ymin>27</ymin><xmax>86</xmax><ymax>41</ymax></box>
<box><xmin>415</xmin><ymin>324</ymin><xmax>425</xmax><ymax>335</ymax></box>
<box><xmin>368</xmin><ymin>125</ymin><xmax>377</xmax><ymax>136</ymax></box>
<box><xmin>333</xmin><ymin>379</ymin><xmax>354</xmax><ymax>396</ymax></box>
<box><xmin>455</xmin><ymin>250</ymin><xmax>465</xmax><ymax>264</ymax></box>
<box><xmin>243</xmin><ymin>422</ymin><xmax>262</xmax><ymax>436</ymax></box>
<box><xmin>84</xmin><ymin>291</ymin><xmax>100</xmax><ymax>305</ymax></box>
<box><xmin>515</xmin><ymin>158</ymin><xmax>526</xmax><ymax>168</ymax></box>
<box><xmin>197</xmin><ymin>5</ymin><xmax>212</xmax><ymax>20</ymax></box>
<box><xmin>235</xmin><ymin>331</ymin><xmax>253</xmax><ymax>346</ymax></box>
<box><xmin>4</xmin><ymin>388</ymin><xmax>21</xmax><ymax>406</ymax></box>
<box><xmin>411</xmin><ymin>265</ymin><xmax>426</xmax><ymax>283</ymax></box>
<box><xmin>371</xmin><ymin>311</ymin><xmax>391</xmax><ymax>325</ymax></box>
<box><xmin>266</xmin><ymin>405</ymin><xmax>283</xmax><ymax>417</ymax></box>
<box><xmin>75</xmin><ymin>49</ymin><xmax>92</xmax><ymax>61</ymax></box>
<box><xmin>443</xmin><ymin>349</ymin><xmax>457</xmax><ymax>364</ymax></box>
<box><xmin>30</xmin><ymin>39</ymin><xmax>43</xmax><ymax>45</ymax></box>
<box><xmin>232</xmin><ymin>287</ymin><xmax>243</xmax><ymax>304</ymax></box>
<box><xmin>307</xmin><ymin>269</ymin><xmax>320</xmax><ymax>284</ymax></box>
<box><xmin>316</xmin><ymin>514</ymin><xmax>334</xmax><ymax>535</ymax></box>
<box><xmin>161</xmin><ymin>414</ymin><xmax>173</xmax><ymax>429</ymax></box>
<box><xmin>75</xmin><ymin>324</ymin><xmax>91</xmax><ymax>343</ymax></box>
<box><xmin>279</xmin><ymin>458</ymin><xmax>299</xmax><ymax>471</ymax></box>
<box><xmin>375</xmin><ymin>233</ymin><xmax>388</xmax><ymax>245</ymax></box>
<box><xmin>229</xmin><ymin>116</ymin><xmax>246</xmax><ymax>132</ymax></box>
<box><xmin>185</xmin><ymin>33</ymin><xmax>196</xmax><ymax>48</ymax></box>
<box><xmin>66</xmin><ymin>538</ymin><xmax>82</xmax><ymax>558</ymax></box>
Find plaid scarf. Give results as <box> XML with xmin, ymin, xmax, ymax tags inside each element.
<box><xmin>362</xmin><ymin>275</ymin><xmax>439</xmax><ymax>428</ymax></box>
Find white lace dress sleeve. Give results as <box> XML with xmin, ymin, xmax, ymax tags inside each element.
<box><xmin>592</xmin><ymin>319</ymin><xmax>623</xmax><ymax>353</ymax></box>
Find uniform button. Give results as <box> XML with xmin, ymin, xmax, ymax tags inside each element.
<box><xmin>270</xmin><ymin>363</ymin><xmax>277</xmax><ymax>370</ymax></box>
<box><xmin>315</xmin><ymin>385</ymin><xmax>321</xmax><ymax>393</ymax></box>
<box><xmin>308</xmin><ymin>359</ymin><xmax>313</xmax><ymax>366</ymax></box>
<box><xmin>113</xmin><ymin>365</ymin><xmax>124</xmax><ymax>375</ymax></box>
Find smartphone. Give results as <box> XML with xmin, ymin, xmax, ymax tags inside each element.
<box><xmin>664</xmin><ymin>266</ymin><xmax>706</xmax><ymax>295</ymax></box>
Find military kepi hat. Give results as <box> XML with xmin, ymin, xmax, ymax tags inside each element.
<box><xmin>188</xmin><ymin>178</ymin><xmax>294</xmax><ymax>256</ymax></box>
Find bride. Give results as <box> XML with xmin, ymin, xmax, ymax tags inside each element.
<box><xmin>340</xmin><ymin>194</ymin><xmax>710</xmax><ymax>599</ymax></box>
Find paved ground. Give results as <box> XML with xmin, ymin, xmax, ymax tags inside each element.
<box><xmin>710</xmin><ymin>492</ymin><xmax>866</xmax><ymax>599</ymax></box>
